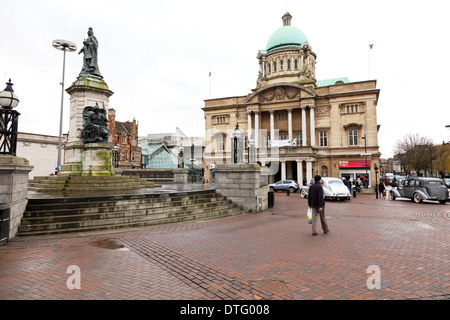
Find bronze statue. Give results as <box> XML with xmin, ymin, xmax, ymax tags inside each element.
<box><xmin>78</xmin><ymin>27</ymin><xmax>103</xmax><ymax>78</ymax></box>
<box><xmin>81</xmin><ymin>103</ymin><xmax>109</xmax><ymax>143</ymax></box>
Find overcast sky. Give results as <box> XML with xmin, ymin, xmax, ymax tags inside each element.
<box><xmin>1</xmin><ymin>0</ymin><xmax>449</xmax><ymax>158</ymax></box>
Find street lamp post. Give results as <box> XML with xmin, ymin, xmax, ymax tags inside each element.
<box><xmin>0</xmin><ymin>79</ymin><xmax>20</xmax><ymax>155</ymax></box>
<box><xmin>190</xmin><ymin>144</ymin><xmax>195</xmax><ymax>183</ymax></box>
<box><xmin>231</xmin><ymin>124</ymin><xmax>243</xmax><ymax>164</ymax></box>
<box><xmin>112</xmin><ymin>142</ymin><xmax>120</xmax><ymax>168</ymax></box>
<box><xmin>52</xmin><ymin>39</ymin><xmax>77</xmax><ymax>175</ymax></box>
<box><xmin>178</xmin><ymin>146</ymin><xmax>184</xmax><ymax>168</ymax></box>
<box><xmin>361</xmin><ymin>134</ymin><xmax>372</xmax><ymax>189</ymax></box>
<box><xmin>374</xmin><ymin>164</ymin><xmax>379</xmax><ymax>199</ymax></box>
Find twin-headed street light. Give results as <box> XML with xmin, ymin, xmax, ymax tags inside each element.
<box><xmin>52</xmin><ymin>39</ymin><xmax>77</xmax><ymax>174</ymax></box>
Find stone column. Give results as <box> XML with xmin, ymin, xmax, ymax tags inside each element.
<box><xmin>301</xmin><ymin>106</ymin><xmax>307</xmax><ymax>146</ymax></box>
<box><xmin>254</xmin><ymin>111</ymin><xmax>260</xmax><ymax>148</ymax></box>
<box><xmin>247</xmin><ymin>111</ymin><xmax>252</xmax><ymax>140</ymax></box>
<box><xmin>306</xmin><ymin>160</ymin><xmax>313</xmax><ymax>185</ymax></box>
<box><xmin>288</xmin><ymin>108</ymin><xmax>293</xmax><ymax>140</ymax></box>
<box><xmin>269</xmin><ymin>110</ymin><xmax>275</xmax><ymax>142</ymax></box>
<box><xmin>309</xmin><ymin>105</ymin><xmax>316</xmax><ymax>147</ymax></box>
<box><xmin>297</xmin><ymin>160</ymin><xmax>303</xmax><ymax>185</ymax></box>
<box><xmin>281</xmin><ymin>161</ymin><xmax>286</xmax><ymax>180</ymax></box>
<box><xmin>0</xmin><ymin>156</ymin><xmax>33</xmax><ymax>242</ymax></box>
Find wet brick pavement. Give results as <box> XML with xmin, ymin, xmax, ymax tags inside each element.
<box><xmin>0</xmin><ymin>192</ymin><xmax>449</xmax><ymax>301</ymax></box>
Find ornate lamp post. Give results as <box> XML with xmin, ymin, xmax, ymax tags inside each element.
<box><xmin>52</xmin><ymin>39</ymin><xmax>77</xmax><ymax>174</ymax></box>
<box><xmin>231</xmin><ymin>124</ymin><xmax>243</xmax><ymax>164</ymax></box>
<box><xmin>178</xmin><ymin>146</ymin><xmax>184</xmax><ymax>168</ymax></box>
<box><xmin>0</xmin><ymin>79</ymin><xmax>20</xmax><ymax>155</ymax></box>
<box><xmin>112</xmin><ymin>142</ymin><xmax>120</xmax><ymax>168</ymax></box>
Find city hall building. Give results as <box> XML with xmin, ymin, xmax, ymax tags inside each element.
<box><xmin>202</xmin><ymin>12</ymin><xmax>381</xmax><ymax>188</ymax></box>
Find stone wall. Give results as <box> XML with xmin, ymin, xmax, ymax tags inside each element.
<box><xmin>214</xmin><ymin>164</ymin><xmax>269</xmax><ymax>213</ymax></box>
<box><xmin>120</xmin><ymin>168</ymin><xmax>188</xmax><ymax>184</ymax></box>
<box><xmin>0</xmin><ymin>156</ymin><xmax>33</xmax><ymax>240</ymax></box>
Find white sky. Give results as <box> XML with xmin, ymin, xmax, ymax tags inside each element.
<box><xmin>1</xmin><ymin>0</ymin><xmax>450</xmax><ymax>158</ymax></box>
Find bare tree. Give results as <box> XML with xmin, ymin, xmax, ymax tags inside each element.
<box><xmin>394</xmin><ymin>133</ymin><xmax>434</xmax><ymax>175</ymax></box>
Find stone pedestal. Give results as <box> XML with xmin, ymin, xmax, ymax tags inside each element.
<box><xmin>0</xmin><ymin>156</ymin><xmax>33</xmax><ymax>241</ymax></box>
<box><xmin>81</xmin><ymin>143</ymin><xmax>113</xmax><ymax>176</ymax></box>
<box><xmin>61</xmin><ymin>75</ymin><xmax>114</xmax><ymax>176</ymax></box>
<box><xmin>214</xmin><ymin>163</ymin><xmax>269</xmax><ymax>212</ymax></box>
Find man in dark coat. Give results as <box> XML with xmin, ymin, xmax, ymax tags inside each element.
<box><xmin>307</xmin><ymin>175</ymin><xmax>330</xmax><ymax>236</ymax></box>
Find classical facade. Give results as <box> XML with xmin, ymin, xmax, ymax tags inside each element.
<box><xmin>108</xmin><ymin>108</ymin><xmax>142</xmax><ymax>169</ymax></box>
<box><xmin>203</xmin><ymin>12</ymin><xmax>381</xmax><ymax>189</ymax></box>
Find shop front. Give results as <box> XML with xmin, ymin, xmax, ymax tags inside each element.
<box><xmin>339</xmin><ymin>160</ymin><xmax>371</xmax><ymax>188</ymax></box>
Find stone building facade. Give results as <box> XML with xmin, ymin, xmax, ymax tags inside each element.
<box><xmin>108</xmin><ymin>108</ymin><xmax>142</xmax><ymax>169</ymax></box>
<box><xmin>202</xmin><ymin>12</ymin><xmax>381</xmax><ymax>190</ymax></box>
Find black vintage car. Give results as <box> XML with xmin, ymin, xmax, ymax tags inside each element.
<box><xmin>390</xmin><ymin>177</ymin><xmax>448</xmax><ymax>204</ymax></box>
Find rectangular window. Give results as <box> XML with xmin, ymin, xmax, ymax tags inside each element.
<box><xmin>218</xmin><ymin>135</ymin><xmax>225</xmax><ymax>151</ymax></box>
<box><xmin>296</xmin><ymin>133</ymin><xmax>302</xmax><ymax>146</ymax></box>
<box><xmin>349</xmin><ymin>129</ymin><xmax>358</xmax><ymax>146</ymax></box>
<box><xmin>280</xmin><ymin>134</ymin><xmax>287</xmax><ymax>140</ymax></box>
<box><xmin>287</xmin><ymin>59</ymin><xmax>291</xmax><ymax>69</ymax></box>
<box><xmin>280</xmin><ymin>60</ymin><xmax>284</xmax><ymax>70</ymax></box>
<box><xmin>294</xmin><ymin>59</ymin><xmax>298</xmax><ymax>69</ymax></box>
<box><xmin>121</xmin><ymin>136</ymin><xmax>126</xmax><ymax>144</ymax></box>
<box><xmin>273</xmin><ymin>62</ymin><xmax>277</xmax><ymax>72</ymax></box>
<box><xmin>319</xmin><ymin>131</ymin><xmax>328</xmax><ymax>147</ymax></box>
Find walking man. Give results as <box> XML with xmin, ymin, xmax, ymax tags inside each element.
<box><xmin>308</xmin><ymin>175</ymin><xmax>330</xmax><ymax>236</ymax></box>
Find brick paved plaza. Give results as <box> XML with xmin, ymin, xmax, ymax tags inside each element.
<box><xmin>0</xmin><ymin>192</ymin><xmax>448</xmax><ymax>304</ymax></box>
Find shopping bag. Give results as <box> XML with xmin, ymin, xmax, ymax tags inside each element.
<box><xmin>306</xmin><ymin>207</ymin><xmax>312</xmax><ymax>224</ymax></box>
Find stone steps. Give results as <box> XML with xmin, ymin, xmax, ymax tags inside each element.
<box><xmin>28</xmin><ymin>175</ymin><xmax>159</xmax><ymax>192</ymax></box>
<box><xmin>16</xmin><ymin>189</ymin><xmax>246</xmax><ymax>237</ymax></box>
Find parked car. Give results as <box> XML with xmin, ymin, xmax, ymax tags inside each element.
<box><xmin>269</xmin><ymin>180</ymin><xmax>299</xmax><ymax>193</ymax></box>
<box><xmin>300</xmin><ymin>177</ymin><xmax>351</xmax><ymax>201</ymax></box>
<box><xmin>443</xmin><ymin>178</ymin><xmax>450</xmax><ymax>197</ymax></box>
<box><xmin>390</xmin><ymin>177</ymin><xmax>448</xmax><ymax>204</ymax></box>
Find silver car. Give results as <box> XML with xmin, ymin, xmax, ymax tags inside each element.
<box><xmin>269</xmin><ymin>180</ymin><xmax>299</xmax><ymax>193</ymax></box>
<box><xmin>300</xmin><ymin>177</ymin><xmax>351</xmax><ymax>201</ymax></box>
<box><xmin>390</xmin><ymin>177</ymin><xmax>448</xmax><ymax>204</ymax></box>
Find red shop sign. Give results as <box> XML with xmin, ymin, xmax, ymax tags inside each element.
<box><xmin>339</xmin><ymin>160</ymin><xmax>370</xmax><ymax>168</ymax></box>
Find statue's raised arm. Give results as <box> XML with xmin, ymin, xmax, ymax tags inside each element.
<box><xmin>79</xmin><ymin>27</ymin><xmax>103</xmax><ymax>79</ymax></box>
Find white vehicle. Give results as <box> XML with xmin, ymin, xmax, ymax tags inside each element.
<box><xmin>300</xmin><ymin>177</ymin><xmax>351</xmax><ymax>201</ymax></box>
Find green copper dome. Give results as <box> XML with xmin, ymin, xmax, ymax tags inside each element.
<box><xmin>266</xmin><ymin>25</ymin><xmax>308</xmax><ymax>52</ymax></box>
<box><xmin>265</xmin><ymin>13</ymin><xmax>308</xmax><ymax>53</ymax></box>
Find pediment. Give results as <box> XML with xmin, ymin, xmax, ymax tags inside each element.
<box><xmin>244</xmin><ymin>82</ymin><xmax>315</xmax><ymax>104</ymax></box>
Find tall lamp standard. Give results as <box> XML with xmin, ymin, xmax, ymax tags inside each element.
<box><xmin>361</xmin><ymin>134</ymin><xmax>371</xmax><ymax>189</ymax></box>
<box><xmin>52</xmin><ymin>39</ymin><xmax>77</xmax><ymax>175</ymax></box>
<box><xmin>374</xmin><ymin>164</ymin><xmax>379</xmax><ymax>199</ymax></box>
<box><xmin>0</xmin><ymin>79</ymin><xmax>20</xmax><ymax>155</ymax></box>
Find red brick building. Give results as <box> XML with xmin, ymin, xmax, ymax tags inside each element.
<box><xmin>108</xmin><ymin>108</ymin><xmax>142</xmax><ymax>169</ymax></box>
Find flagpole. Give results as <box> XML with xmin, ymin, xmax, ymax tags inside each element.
<box><xmin>368</xmin><ymin>44</ymin><xmax>371</xmax><ymax>80</ymax></box>
<box><xmin>209</xmin><ymin>69</ymin><xmax>211</xmax><ymax>98</ymax></box>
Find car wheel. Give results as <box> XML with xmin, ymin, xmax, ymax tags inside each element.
<box><xmin>289</xmin><ymin>187</ymin><xmax>295</xmax><ymax>193</ymax></box>
<box><xmin>300</xmin><ymin>190</ymin><xmax>307</xmax><ymax>198</ymax></box>
<box><xmin>270</xmin><ymin>187</ymin><xmax>274</xmax><ymax>192</ymax></box>
<box><xmin>413</xmin><ymin>193</ymin><xmax>422</xmax><ymax>203</ymax></box>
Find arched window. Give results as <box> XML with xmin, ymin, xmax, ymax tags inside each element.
<box><xmin>287</xmin><ymin>59</ymin><xmax>291</xmax><ymax>70</ymax></box>
<box><xmin>273</xmin><ymin>62</ymin><xmax>277</xmax><ymax>72</ymax></box>
<box><xmin>294</xmin><ymin>59</ymin><xmax>298</xmax><ymax>70</ymax></box>
<box><xmin>268</xmin><ymin>63</ymin><xmax>271</xmax><ymax>73</ymax></box>
<box><xmin>280</xmin><ymin>60</ymin><xmax>284</xmax><ymax>70</ymax></box>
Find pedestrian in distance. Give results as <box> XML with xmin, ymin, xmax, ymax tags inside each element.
<box><xmin>307</xmin><ymin>175</ymin><xmax>330</xmax><ymax>236</ymax></box>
